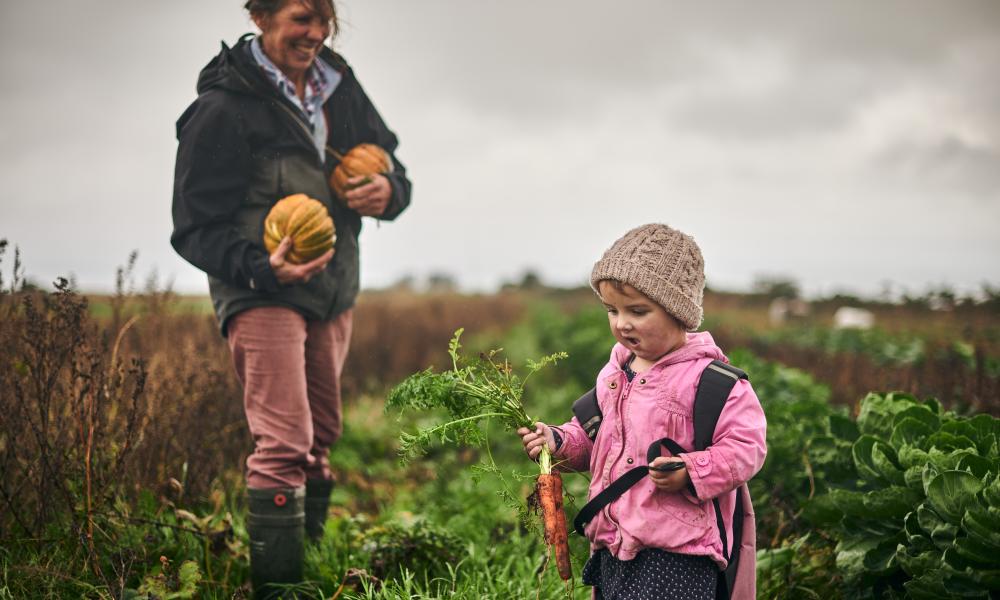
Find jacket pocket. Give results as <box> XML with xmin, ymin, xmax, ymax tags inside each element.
<box><xmin>652</xmin><ymin>487</ymin><xmax>708</xmax><ymax>528</ymax></box>
<box><xmin>623</xmin><ymin>481</ymin><xmax>710</xmax><ymax>551</ymax></box>
<box><xmin>246</xmin><ymin>153</ymin><xmax>282</xmax><ymax>206</ymax></box>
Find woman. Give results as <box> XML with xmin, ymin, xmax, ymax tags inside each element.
<box><xmin>170</xmin><ymin>0</ymin><xmax>411</xmax><ymax>595</ymax></box>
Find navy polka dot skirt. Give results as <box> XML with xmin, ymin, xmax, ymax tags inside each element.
<box><xmin>582</xmin><ymin>548</ymin><xmax>718</xmax><ymax>600</ymax></box>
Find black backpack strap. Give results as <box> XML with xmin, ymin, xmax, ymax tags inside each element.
<box><xmin>573</xmin><ymin>437</ymin><xmax>688</xmax><ymax>537</ymax></box>
<box><xmin>571</xmin><ymin>387</ymin><xmax>601</xmax><ymax>441</ymax></box>
<box><xmin>694</xmin><ymin>360</ymin><xmax>746</xmax><ymax>451</ymax></box>
<box><xmin>572</xmin><ymin>463</ymin><xmax>646</xmax><ymax>537</ymax></box>
<box><xmin>695</xmin><ymin>360</ymin><xmax>748</xmax><ymax>600</ymax></box>
<box><xmin>719</xmin><ymin>485</ymin><xmax>745</xmax><ymax>599</ymax></box>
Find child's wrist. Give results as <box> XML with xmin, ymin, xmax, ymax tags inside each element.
<box><xmin>550</xmin><ymin>427</ymin><xmax>564</xmax><ymax>451</ymax></box>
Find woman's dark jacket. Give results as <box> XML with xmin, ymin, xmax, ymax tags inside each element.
<box><xmin>171</xmin><ymin>35</ymin><xmax>410</xmax><ymax>334</ymax></box>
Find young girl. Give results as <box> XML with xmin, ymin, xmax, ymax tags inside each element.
<box><xmin>518</xmin><ymin>224</ymin><xmax>767</xmax><ymax>600</ymax></box>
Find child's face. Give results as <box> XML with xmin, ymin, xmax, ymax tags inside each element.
<box><xmin>598</xmin><ymin>281</ymin><xmax>687</xmax><ymax>364</ymax></box>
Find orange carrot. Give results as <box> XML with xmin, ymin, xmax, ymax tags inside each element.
<box><xmin>536</xmin><ymin>473</ymin><xmax>572</xmax><ymax>580</ymax></box>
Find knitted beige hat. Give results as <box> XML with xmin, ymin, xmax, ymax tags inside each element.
<box><xmin>590</xmin><ymin>223</ymin><xmax>705</xmax><ymax>331</ymax></box>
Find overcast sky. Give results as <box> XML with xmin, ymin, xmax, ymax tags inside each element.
<box><xmin>1</xmin><ymin>1</ymin><xmax>998</xmax><ymax>298</ymax></box>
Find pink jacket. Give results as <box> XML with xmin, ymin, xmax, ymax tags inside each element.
<box><xmin>553</xmin><ymin>331</ymin><xmax>766</xmax><ymax>600</ymax></box>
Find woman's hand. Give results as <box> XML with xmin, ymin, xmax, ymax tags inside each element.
<box><xmin>343</xmin><ymin>174</ymin><xmax>391</xmax><ymax>217</ymax></box>
<box><xmin>518</xmin><ymin>422</ymin><xmax>556</xmax><ymax>461</ymax></box>
<box><xmin>648</xmin><ymin>457</ymin><xmax>690</xmax><ymax>493</ymax></box>
<box><xmin>268</xmin><ymin>237</ymin><xmax>334</xmax><ymax>285</ymax></box>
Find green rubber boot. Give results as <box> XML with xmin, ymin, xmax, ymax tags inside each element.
<box><xmin>247</xmin><ymin>487</ymin><xmax>305</xmax><ymax>600</ymax></box>
<box><xmin>304</xmin><ymin>479</ymin><xmax>335</xmax><ymax>542</ymax></box>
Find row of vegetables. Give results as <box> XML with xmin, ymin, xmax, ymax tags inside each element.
<box><xmin>4</xmin><ymin>283</ymin><xmax>995</xmax><ymax>598</ymax></box>
<box><xmin>746</xmin><ymin>324</ymin><xmax>998</xmax><ymax>375</ymax></box>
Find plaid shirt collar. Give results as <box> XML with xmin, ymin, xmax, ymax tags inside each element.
<box><xmin>250</xmin><ymin>36</ymin><xmax>341</xmax><ymax>158</ymax></box>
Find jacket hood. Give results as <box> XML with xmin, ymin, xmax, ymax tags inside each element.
<box><xmin>195</xmin><ymin>34</ymin><xmax>270</xmax><ymax>97</ymax></box>
<box><xmin>609</xmin><ymin>330</ymin><xmax>726</xmax><ymax>371</ymax></box>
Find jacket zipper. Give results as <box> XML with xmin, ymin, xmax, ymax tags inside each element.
<box><xmin>271</xmin><ymin>100</ymin><xmax>322</xmax><ymax>164</ymax></box>
<box><xmin>231</xmin><ymin>67</ymin><xmax>323</xmax><ymax>167</ymax></box>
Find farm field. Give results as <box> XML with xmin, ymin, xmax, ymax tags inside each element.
<box><xmin>2</xmin><ymin>276</ymin><xmax>999</xmax><ymax>599</ymax></box>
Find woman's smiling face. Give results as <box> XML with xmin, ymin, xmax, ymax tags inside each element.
<box><xmin>598</xmin><ymin>280</ymin><xmax>687</xmax><ymax>369</ymax></box>
<box><xmin>254</xmin><ymin>0</ymin><xmax>331</xmax><ymax>84</ymax></box>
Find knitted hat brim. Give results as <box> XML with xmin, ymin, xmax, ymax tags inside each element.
<box><xmin>590</xmin><ymin>261</ymin><xmax>703</xmax><ymax>331</ymax></box>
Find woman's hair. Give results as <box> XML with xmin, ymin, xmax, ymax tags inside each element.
<box><xmin>244</xmin><ymin>0</ymin><xmax>339</xmax><ymax>37</ymax></box>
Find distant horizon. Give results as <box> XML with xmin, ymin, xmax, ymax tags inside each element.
<box><xmin>5</xmin><ymin>249</ymin><xmax>994</xmax><ymax>304</ymax></box>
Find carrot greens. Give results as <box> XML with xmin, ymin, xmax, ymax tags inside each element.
<box><xmin>385</xmin><ymin>328</ymin><xmax>574</xmax><ymax>581</ymax></box>
<box><xmin>386</xmin><ymin>328</ymin><xmax>565</xmax><ymax>470</ymax></box>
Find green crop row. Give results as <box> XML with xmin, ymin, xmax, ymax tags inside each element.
<box><xmin>3</xmin><ymin>282</ymin><xmax>996</xmax><ymax>599</ymax></box>
<box><xmin>747</xmin><ymin>325</ymin><xmax>1000</xmax><ymax>375</ymax></box>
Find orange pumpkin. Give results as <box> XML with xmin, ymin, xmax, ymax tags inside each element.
<box><xmin>329</xmin><ymin>143</ymin><xmax>393</xmax><ymax>201</ymax></box>
<box><xmin>263</xmin><ymin>194</ymin><xmax>336</xmax><ymax>264</ymax></box>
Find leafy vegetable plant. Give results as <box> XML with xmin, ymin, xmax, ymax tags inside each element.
<box><xmin>805</xmin><ymin>392</ymin><xmax>1000</xmax><ymax>598</ymax></box>
<box><xmin>385</xmin><ymin>328</ymin><xmax>573</xmax><ymax>580</ymax></box>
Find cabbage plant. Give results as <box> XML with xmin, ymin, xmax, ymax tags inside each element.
<box><xmin>805</xmin><ymin>392</ymin><xmax>1000</xmax><ymax>598</ymax></box>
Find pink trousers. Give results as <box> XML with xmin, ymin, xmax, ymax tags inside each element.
<box><xmin>227</xmin><ymin>306</ymin><xmax>353</xmax><ymax>489</ymax></box>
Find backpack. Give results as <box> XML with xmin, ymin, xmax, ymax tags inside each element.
<box><xmin>570</xmin><ymin>359</ymin><xmax>749</xmax><ymax>600</ymax></box>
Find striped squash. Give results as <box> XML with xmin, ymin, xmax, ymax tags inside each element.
<box><xmin>263</xmin><ymin>194</ymin><xmax>336</xmax><ymax>264</ymax></box>
<box><xmin>329</xmin><ymin>143</ymin><xmax>393</xmax><ymax>201</ymax></box>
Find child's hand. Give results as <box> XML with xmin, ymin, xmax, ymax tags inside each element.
<box><xmin>517</xmin><ymin>422</ymin><xmax>556</xmax><ymax>461</ymax></box>
<box><xmin>648</xmin><ymin>457</ymin><xmax>689</xmax><ymax>493</ymax></box>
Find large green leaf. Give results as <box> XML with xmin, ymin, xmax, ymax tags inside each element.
<box><xmin>895</xmin><ymin>544</ymin><xmax>943</xmax><ymax>578</ymax></box>
<box><xmin>857</xmin><ymin>392</ymin><xmax>917</xmax><ymax>439</ymax></box>
<box><xmin>925</xmin><ymin>448</ymin><xmax>979</xmax><ymax>476</ymax></box>
<box><xmin>944</xmin><ymin>546</ymin><xmax>979</xmax><ymax>571</ymax></box>
<box><xmin>947</xmin><ymin>414</ymin><xmax>1000</xmax><ymax>455</ymax></box>
<box><xmin>836</xmin><ymin>536</ymin><xmax>883</xmax><ymax>582</ymax></box>
<box><xmin>952</xmin><ymin>534</ymin><xmax>999</xmax><ymax>567</ymax></box>
<box><xmin>942</xmin><ymin>419</ymin><xmax>979</xmax><ymax>441</ymax></box>
<box><xmin>985</xmin><ymin>434</ymin><xmax>999</xmax><ymax>461</ymax></box>
<box><xmin>917</xmin><ymin>504</ymin><xmax>959</xmax><ymax>551</ymax></box>
<box><xmin>966</xmin><ymin>567</ymin><xmax>1000</xmax><ymax>590</ymax></box>
<box><xmin>904</xmin><ymin>569</ymin><xmax>953</xmax><ymax>599</ymax></box>
<box><xmin>872</xmin><ymin>442</ymin><xmax>907</xmax><ymax>486</ymax></box>
<box><xmin>755</xmin><ymin>546</ymin><xmax>793</xmax><ymax>573</ymax></box>
<box><xmin>898</xmin><ymin>444</ymin><xmax>932</xmax><ymax>469</ymax></box>
<box><xmin>982</xmin><ymin>475</ymin><xmax>1000</xmax><ymax>507</ymax></box>
<box><xmin>927</xmin><ymin>431</ymin><xmax>978</xmax><ymax>453</ymax></box>
<box><xmin>854</xmin><ymin>435</ymin><xmax>890</xmax><ymax>485</ymax></box>
<box><xmin>956</xmin><ymin>453</ymin><xmax>995</xmax><ymax>480</ymax></box>
<box><xmin>962</xmin><ymin>507</ymin><xmax>1000</xmax><ymax>551</ymax></box>
<box><xmin>927</xmin><ymin>470</ymin><xmax>985</xmax><ymax>525</ymax></box>
<box><xmin>891</xmin><ymin>418</ymin><xmax>936</xmax><ymax>454</ymax></box>
<box><xmin>892</xmin><ymin>405</ymin><xmax>940</xmax><ymax>436</ymax></box>
<box><xmin>941</xmin><ymin>573</ymin><xmax>993</xmax><ymax>598</ymax></box>
<box><xmin>856</xmin><ymin>518</ymin><xmax>907</xmax><ymax>539</ymax></box>
<box><xmin>862</xmin><ymin>537</ymin><xmax>901</xmax><ymax>576</ymax></box>
<box><xmin>904</xmin><ymin>465</ymin><xmax>927</xmax><ymax>491</ymax></box>
<box><xmin>906</xmin><ymin>567</ymin><xmax>991</xmax><ymax>599</ymax></box>
<box><xmin>828</xmin><ymin>488</ymin><xmax>870</xmax><ymax>519</ymax></box>
<box><xmin>862</xmin><ymin>486</ymin><xmax>923</xmax><ymax>521</ymax></box>
<box><xmin>922</xmin><ymin>463</ymin><xmax>941</xmax><ymax>497</ymax></box>
<box><xmin>903</xmin><ymin>510</ymin><xmax>921</xmax><ymax>539</ymax></box>
<box><xmin>830</xmin><ymin>412</ymin><xmax>860</xmax><ymax>442</ymax></box>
